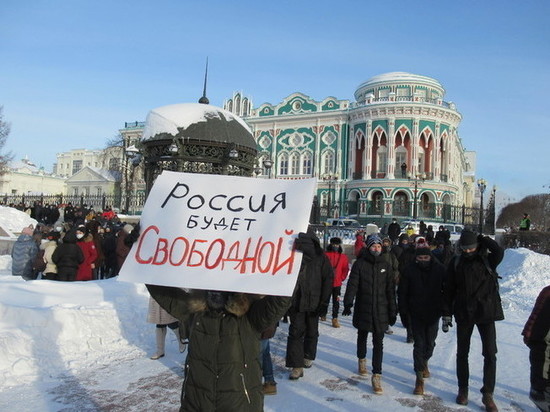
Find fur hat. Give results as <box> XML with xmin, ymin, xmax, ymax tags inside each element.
<box><xmin>329</xmin><ymin>237</ymin><xmax>342</xmax><ymax>245</ymax></box>
<box><xmin>366</xmin><ymin>234</ymin><xmax>382</xmax><ymax>249</ymax></box>
<box><xmin>459</xmin><ymin>230</ymin><xmax>478</xmax><ymax>249</ymax></box>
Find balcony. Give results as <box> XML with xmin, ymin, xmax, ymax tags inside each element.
<box><xmin>350</xmin><ymin>96</ymin><xmax>452</xmax><ymax>109</ymax></box>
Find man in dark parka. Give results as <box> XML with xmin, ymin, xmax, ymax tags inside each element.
<box><xmin>442</xmin><ymin>230</ymin><xmax>504</xmax><ymax>412</ymax></box>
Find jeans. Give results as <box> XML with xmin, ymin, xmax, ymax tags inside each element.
<box><xmin>357</xmin><ymin>329</ymin><xmax>384</xmax><ymax>374</ymax></box>
<box><xmin>411</xmin><ymin>318</ymin><xmax>439</xmax><ymax>373</ymax></box>
<box><xmin>456</xmin><ymin>321</ymin><xmax>497</xmax><ymax>393</ymax></box>
<box><xmin>260</xmin><ymin>339</ymin><xmax>274</xmax><ymax>382</ymax></box>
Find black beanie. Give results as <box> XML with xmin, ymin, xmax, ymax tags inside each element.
<box><xmin>459</xmin><ymin>230</ymin><xmax>478</xmax><ymax>249</ymax></box>
<box><xmin>415</xmin><ymin>246</ymin><xmax>431</xmax><ymax>256</ymax></box>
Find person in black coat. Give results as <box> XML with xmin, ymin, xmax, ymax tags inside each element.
<box><xmin>343</xmin><ymin>234</ymin><xmax>397</xmax><ymax>395</ymax></box>
<box><xmin>52</xmin><ymin>229</ymin><xmax>85</xmax><ymax>281</ymax></box>
<box><xmin>285</xmin><ymin>231</ymin><xmax>334</xmax><ymax>380</ymax></box>
<box><xmin>388</xmin><ymin>219</ymin><xmax>401</xmax><ymax>245</ymax></box>
<box><xmin>442</xmin><ymin>230</ymin><xmax>504</xmax><ymax>411</ymax></box>
<box><xmin>399</xmin><ymin>246</ymin><xmax>446</xmax><ymax>395</ymax></box>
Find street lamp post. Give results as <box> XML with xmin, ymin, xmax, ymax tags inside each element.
<box><xmin>323</xmin><ymin>173</ymin><xmax>339</xmax><ymax>218</ymax></box>
<box><xmin>263</xmin><ymin>159</ymin><xmax>273</xmax><ymax>178</ymax></box>
<box><xmin>408</xmin><ymin>172</ymin><xmax>426</xmax><ymax>220</ymax></box>
<box><xmin>124</xmin><ymin>145</ymin><xmax>140</xmax><ymax>214</ymax></box>
<box><xmin>477</xmin><ymin>178</ymin><xmax>487</xmax><ymax>234</ymax></box>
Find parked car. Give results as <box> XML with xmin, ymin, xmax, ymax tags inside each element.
<box><xmin>325</xmin><ymin>218</ymin><xmax>362</xmax><ymax>228</ymax></box>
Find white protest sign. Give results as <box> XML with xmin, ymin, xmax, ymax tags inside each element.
<box><xmin>118</xmin><ymin>170</ymin><xmax>316</xmax><ymax>296</ymax></box>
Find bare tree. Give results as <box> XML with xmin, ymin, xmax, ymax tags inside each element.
<box><xmin>497</xmin><ymin>194</ymin><xmax>550</xmax><ymax>231</ymax></box>
<box><xmin>0</xmin><ymin>106</ymin><xmax>14</xmax><ymax>175</ymax></box>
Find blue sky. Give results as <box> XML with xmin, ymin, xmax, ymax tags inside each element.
<box><xmin>1</xmin><ymin>0</ymin><xmax>549</xmax><ymax>201</ymax></box>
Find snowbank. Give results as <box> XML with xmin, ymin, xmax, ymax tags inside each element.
<box><xmin>0</xmin><ymin>206</ymin><xmax>38</xmax><ymax>235</ymax></box>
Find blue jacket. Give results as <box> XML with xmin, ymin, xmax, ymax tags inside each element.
<box><xmin>11</xmin><ymin>234</ymin><xmax>38</xmax><ymax>280</ymax></box>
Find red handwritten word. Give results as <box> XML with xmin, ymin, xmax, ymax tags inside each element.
<box><xmin>134</xmin><ymin>225</ymin><xmax>296</xmax><ymax>275</ymax></box>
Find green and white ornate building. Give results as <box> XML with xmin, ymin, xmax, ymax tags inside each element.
<box><xmin>118</xmin><ymin>72</ymin><xmax>474</xmax><ymax>224</ymax></box>
<box><xmin>223</xmin><ymin>72</ymin><xmax>474</xmax><ymax>224</ymax></box>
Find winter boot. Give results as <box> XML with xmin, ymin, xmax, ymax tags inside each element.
<box><xmin>173</xmin><ymin>327</ymin><xmax>187</xmax><ymax>353</ymax></box>
<box><xmin>150</xmin><ymin>327</ymin><xmax>167</xmax><ymax>360</ymax></box>
<box><xmin>304</xmin><ymin>358</ymin><xmax>313</xmax><ymax>368</ymax></box>
<box><xmin>332</xmin><ymin>318</ymin><xmax>340</xmax><ymax>328</ymax></box>
<box><xmin>422</xmin><ymin>362</ymin><xmax>430</xmax><ymax>378</ymax></box>
<box><xmin>289</xmin><ymin>368</ymin><xmax>304</xmax><ymax>380</ymax></box>
<box><xmin>455</xmin><ymin>387</ymin><xmax>468</xmax><ymax>405</ymax></box>
<box><xmin>371</xmin><ymin>373</ymin><xmax>383</xmax><ymax>394</ymax></box>
<box><xmin>482</xmin><ymin>393</ymin><xmax>498</xmax><ymax>412</ymax></box>
<box><xmin>413</xmin><ymin>372</ymin><xmax>424</xmax><ymax>395</ymax></box>
<box><xmin>358</xmin><ymin>358</ymin><xmax>368</xmax><ymax>376</ymax></box>
<box><xmin>263</xmin><ymin>381</ymin><xmax>277</xmax><ymax>395</ymax></box>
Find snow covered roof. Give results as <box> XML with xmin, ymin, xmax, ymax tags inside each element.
<box><xmin>141</xmin><ymin>103</ymin><xmax>255</xmax><ymax>148</ymax></box>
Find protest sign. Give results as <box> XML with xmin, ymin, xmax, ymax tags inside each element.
<box><xmin>118</xmin><ymin>170</ymin><xmax>316</xmax><ymax>296</ymax></box>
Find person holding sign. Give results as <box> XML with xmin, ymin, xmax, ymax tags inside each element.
<box><xmin>285</xmin><ymin>231</ymin><xmax>334</xmax><ymax>380</ymax></box>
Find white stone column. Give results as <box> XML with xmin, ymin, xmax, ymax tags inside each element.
<box><xmin>365</xmin><ymin>121</ymin><xmax>372</xmax><ymax>179</ymax></box>
<box><xmin>387</xmin><ymin>118</ymin><xmax>395</xmax><ymax>178</ymax></box>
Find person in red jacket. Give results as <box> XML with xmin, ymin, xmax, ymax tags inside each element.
<box><xmin>320</xmin><ymin>237</ymin><xmax>350</xmax><ymax>328</ymax></box>
<box><xmin>75</xmin><ymin>224</ymin><xmax>98</xmax><ymax>281</ymax></box>
<box><xmin>354</xmin><ymin>229</ymin><xmax>366</xmax><ymax>257</ymax></box>
<box><xmin>522</xmin><ymin>284</ymin><xmax>550</xmax><ymax>412</ymax></box>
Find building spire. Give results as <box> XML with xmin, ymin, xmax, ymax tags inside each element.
<box><xmin>198</xmin><ymin>57</ymin><xmax>209</xmax><ymax>104</ymax></box>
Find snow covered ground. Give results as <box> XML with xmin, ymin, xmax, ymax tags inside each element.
<box><xmin>0</xmin><ymin>207</ymin><xmax>547</xmax><ymax>411</ymax></box>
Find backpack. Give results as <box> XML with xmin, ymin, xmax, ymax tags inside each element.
<box><xmin>33</xmin><ymin>249</ymin><xmax>47</xmax><ymax>273</ymax></box>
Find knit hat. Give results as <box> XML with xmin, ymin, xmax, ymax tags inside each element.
<box><xmin>398</xmin><ymin>233</ymin><xmax>409</xmax><ymax>243</ymax></box>
<box><xmin>329</xmin><ymin>237</ymin><xmax>342</xmax><ymax>245</ymax></box>
<box><xmin>459</xmin><ymin>230</ymin><xmax>478</xmax><ymax>250</ymax></box>
<box><xmin>366</xmin><ymin>234</ymin><xmax>382</xmax><ymax>249</ymax></box>
<box><xmin>415</xmin><ymin>236</ymin><xmax>428</xmax><ymax>248</ymax></box>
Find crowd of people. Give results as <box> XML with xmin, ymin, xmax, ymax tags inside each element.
<box><xmin>10</xmin><ymin>203</ymin><xmax>138</xmax><ymax>282</ymax></box>
<box><xmin>9</xmin><ymin>206</ymin><xmax>549</xmax><ymax>412</ymax></box>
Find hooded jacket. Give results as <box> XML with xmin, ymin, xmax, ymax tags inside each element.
<box><xmin>11</xmin><ymin>233</ymin><xmax>38</xmax><ymax>280</ymax></box>
<box><xmin>344</xmin><ymin>249</ymin><xmax>397</xmax><ymax>332</ymax></box>
<box><xmin>147</xmin><ymin>287</ymin><xmax>291</xmax><ymax>412</ymax></box>
<box><xmin>76</xmin><ymin>233</ymin><xmax>98</xmax><ymax>281</ymax></box>
<box><xmin>52</xmin><ymin>230</ymin><xmax>84</xmax><ymax>281</ymax></box>
<box><xmin>291</xmin><ymin>232</ymin><xmax>334</xmax><ymax>313</ymax></box>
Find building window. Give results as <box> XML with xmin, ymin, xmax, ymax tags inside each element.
<box><xmin>322</xmin><ymin>151</ymin><xmax>335</xmax><ymax>175</ymax></box>
<box><xmin>417</xmin><ymin>148</ymin><xmax>425</xmax><ymax>172</ymax></box>
<box><xmin>302</xmin><ymin>152</ymin><xmax>312</xmax><ymax>175</ymax></box>
<box><xmin>290</xmin><ymin>153</ymin><xmax>300</xmax><ymax>175</ymax></box>
<box><xmin>72</xmin><ymin>160</ymin><xmax>82</xmax><ymax>175</ymax></box>
<box><xmin>279</xmin><ymin>153</ymin><xmax>289</xmax><ymax>175</ymax></box>
<box><xmin>396</xmin><ymin>146</ymin><xmax>408</xmax><ymax>176</ymax></box>
<box><xmin>377</xmin><ymin>146</ymin><xmax>387</xmax><ymax>173</ymax></box>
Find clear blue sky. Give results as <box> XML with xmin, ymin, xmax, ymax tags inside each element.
<box><xmin>1</xmin><ymin>0</ymin><xmax>549</xmax><ymax>201</ymax></box>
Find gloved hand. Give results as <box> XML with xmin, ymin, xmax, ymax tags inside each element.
<box><xmin>342</xmin><ymin>306</ymin><xmax>352</xmax><ymax>316</ymax></box>
<box><xmin>442</xmin><ymin>316</ymin><xmax>453</xmax><ymax>333</ymax></box>
<box><xmin>316</xmin><ymin>303</ymin><xmax>328</xmax><ymax>317</ymax></box>
<box><xmin>389</xmin><ymin>316</ymin><xmax>396</xmax><ymax>326</ymax></box>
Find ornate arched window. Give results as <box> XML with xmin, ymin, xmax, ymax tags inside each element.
<box><xmin>290</xmin><ymin>152</ymin><xmax>300</xmax><ymax>175</ymax></box>
<box><xmin>322</xmin><ymin>150</ymin><xmax>335</xmax><ymax>175</ymax></box>
<box><xmin>302</xmin><ymin>152</ymin><xmax>312</xmax><ymax>175</ymax></box>
<box><xmin>279</xmin><ymin>153</ymin><xmax>289</xmax><ymax>175</ymax></box>
<box><xmin>396</xmin><ymin>146</ymin><xmax>408</xmax><ymax>177</ymax></box>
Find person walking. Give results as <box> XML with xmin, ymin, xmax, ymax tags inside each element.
<box><xmin>321</xmin><ymin>237</ymin><xmax>350</xmax><ymax>328</ymax></box>
<box><xmin>398</xmin><ymin>245</ymin><xmax>445</xmax><ymax>395</ymax></box>
<box><xmin>286</xmin><ymin>231</ymin><xmax>334</xmax><ymax>380</ymax></box>
<box><xmin>52</xmin><ymin>229</ymin><xmax>85</xmax><ymax>281</ymax></box>
<box><xmin>343</xmin><ymin>234</ymin><xmax>397</xmax><ymax>395</ymax></box>
<box><xmin>442</xmin><ymin>230</ymin><xmax>504</xmax><ymax>412</ymax></box>
<box><xmin>521</xmin><ymin>284</ymin><xmax>550</xmax><ymax>412</ymax></box>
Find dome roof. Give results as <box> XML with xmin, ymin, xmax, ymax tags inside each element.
<box><xmin>354</xmin><ymin>72</ymin><xmax>445</xmax><ymax>100</ymax></box>
<box><xmin>142</xmin><ymin>103</ymin><xmax>256</xmax><ymax>149</ymax></box>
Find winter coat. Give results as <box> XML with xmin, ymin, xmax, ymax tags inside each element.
<box><xmin>52</xmin><ymin>230</ymin><xmax>84</xmax><ymax>281</ymax></box>
<box><xmin>388</xmin><ymin>222</ymin><xmax>401</xmax><ymax>241</ymax></box>
<box><xmin>102</xmin><ymin>231</ymin><xmax>117</xmax><ymax>269</ymax></box>
<box><xmin>147</xmin><ymin>286</ymin><xmax>291</xmax><ymax>412</ymax></box>
<box><xmin>343</xmin><ymin>250</ymin><xmax>397</xmax><ymax>332</ymax></box>
<box><xmin>76</xmin><ymin>234</ymin><xmax>98</xmax><ymax>281</ymax></box>
<box><xmin>291</xmin><ymin>232</ymin><xmax>334</xmax><ymax>313</ymax></box>
<box><xmin>443</xmin><ymin>236</ymin><xmax>504</xmax><ymax>323</ymax></box>
<box><xmin>116</xmin><ymin>230</ymin><xmax>132</xmax><ymax>270</ymax></box>
<box><xmin>354</xmin><ymin>233</ymin><xmax>366</xmax><ymax>257</ymax></box>
<box><xmin>147</xmin><ymin>296</ymin><xmax>178</xmax><ymax>325</ymax></box>
<box><xmin>522</xmin><ymin>285</ymin><xmax>550</xmax><ymax>345</ymax></box>
<box><xmin>11</xmin><ymin>233</ymin><xmax>38</xmax><ymax>280</ymax></box>
<box><xmin>43</xmin><ymin>240</ymin><xmax>58</xmax><ymax>277</ymax></box>
<box><xmin>398</xmin><ymin>259</ymin><xmax>446</xmax><ymax>324</ymax></box>
<box><xmin>381</xmin><ymin>249</ymin><xmax>399</xmax><ymax>282</ymax></box>
<box><xmin>325</xmin><ymin>250</ymin><xmax>349</xmax><ymax>287</ymax></box>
